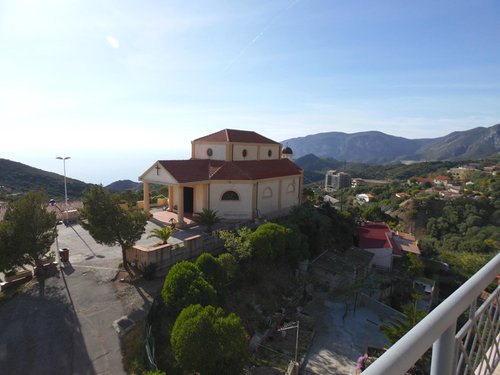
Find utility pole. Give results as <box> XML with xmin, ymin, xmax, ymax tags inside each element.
<box><xmin>277</xmin><ymin>320</ymin><xmax>300</xmax><ymax>374</ymax></box>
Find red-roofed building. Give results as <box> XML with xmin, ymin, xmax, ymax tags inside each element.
<box><xmin>357</xmin><ymin>221</ymin><xmax>420</xmax><ymax>270</ymax></box>
<box><xmin>139</xmin><ymin>129</ymin><xmax>303</xmax><ymax>226</ymax></box>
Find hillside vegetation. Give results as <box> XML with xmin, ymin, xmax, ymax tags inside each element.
<box><xmin>0</xmin><ymin>158</ymin><xmax>90</xmax><ymax>201</ymax></box>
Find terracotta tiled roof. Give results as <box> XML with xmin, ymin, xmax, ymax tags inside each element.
<box><xmin>193</xmin><ymin>129</ymin><xmax>279</xmax><ymax>144</ymax></box>
<box><xmin>158</xmin><ymin>159</ymin><xmax>301</xmax><ymax>183</ymax></box>
<box><xmin>158</xmin><ymin>160</ymin><xmax>217</xmax><ymax>183</ymax></box>
<box><xmin>357</xmin><ymin>221</ymin><xmax>420</xmax><ymax>256</ymax></box>
<box><xmin>358</xmin><ymin>222</ymin><xmax>392</xmax><ymax>249</ymax></box>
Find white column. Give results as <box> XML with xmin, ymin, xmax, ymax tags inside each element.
<box><xmin>143</xmin><ymin>181</ymin><xmax>150</xmax><ymax>213</ymax></box>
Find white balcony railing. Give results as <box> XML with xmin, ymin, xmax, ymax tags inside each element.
<box><xmin>364</xmin><ymin>252</ymin><xmax>500</xmax><ymax>375</ymax></box>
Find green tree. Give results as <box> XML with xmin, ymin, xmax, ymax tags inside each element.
<box><xmin>403</xmin><ymin>253</ymin><xmax>424</xmax><ymax>279</ymax></box>
<box><xmin>161</xmin><ymin>261</ymin><xmax>217</xmax><ymax>316</ymax></box>
<box><xmin>196</xmin><ymin>252</ymin><xmax>227</xmax><ymax>289</ymax></box>
<box><xmin>380</xmin><ymin>302</ymin><xmax>430</xmax><ymax>373</ymax></box>
<box><xmin>148</xmin><ymin>226</ymin><xmax>176</xmax><ymax>244</ymax></box>
<box><xmin>171</xmin><ymin>304</ymin><xmax>248</xmax><ymax>375</ymax></box>
<box><xmin>193</xmin><ymin>208</ymin><xmax>221</xmax><ymax>233</ymax></box>
<box><xmin>218</xmin><ymin>226</ymin><xmax>253</xmax><ymax>261</ymax></box>
<box><xmin>284</xmin><ymin>205</ymin><xmax>331</xmax><ymax>256</ymax></box>
<box><xmin>0</xmin><ymin>191</ymin><xmax>56</xmax><ymax>274</ymax></box>
<box><xmin>381</xmin><ymin>302</ymin><xmax>427</xmax><ymax>345</ymax></box>
<box><xmin>79</xmin><ymin>185</ymin><xmax>149</xmax><ymax>272</ymax></box>
<box><xmin>217</xmin><ymin>253</ymin><xmax>238</xmax><ymax>281</ymax></box>
<box><xmin>250</xmin><ymin>222</ymin><xmax>290</xmax><ymax>262</ymax></box>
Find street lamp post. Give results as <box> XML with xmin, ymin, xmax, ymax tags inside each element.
<box><xmin>56</xmin><ymin>156</ymin><xmax>70</xmax><ymax>224</ymax></box>
<box><xmin>49</xmin><ymin>199</ymin><xmax>60</xmax><ymax>264</ymax></box>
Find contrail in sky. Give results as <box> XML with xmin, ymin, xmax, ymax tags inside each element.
<box><xmin>223</xmin><ymin>0</ymin><xmax>301</xmax><ymax>72</ymax></box>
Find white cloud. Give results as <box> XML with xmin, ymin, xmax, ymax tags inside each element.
<box><xmin>106</xmin><ymin>35</ymin><xmax>120</xmax><ymax>49</ymax></box>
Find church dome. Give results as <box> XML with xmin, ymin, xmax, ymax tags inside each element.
<box><xmin>282</xmin><ymin>146</ymin><xmax>293</xmax><ymax>155</ymax></box>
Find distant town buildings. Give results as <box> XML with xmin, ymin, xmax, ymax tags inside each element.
<box><xmin>356</xmin><ymin>193</ymin><xmax>375</xmax><ymax>204</ymax></box>
<box><xmin>325</xmin><ymin>170</ymin><xmax>351</xmax><ymax>192</ymax></box>
<box><xmin>351</xmin><ymin>178</ymin><xmax>366</xmax><ymax>187</ymax></box>
<box><xmin>449</xmin><ymin>166</ymin><xmax>478</xmax><ymax>181</ymax></box>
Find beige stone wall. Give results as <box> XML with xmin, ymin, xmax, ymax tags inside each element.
<box><xmin>258</xmin><ymin>144</ymin><xmax>280</xmax><ymax>160</ymax></box>
<box><xmin>193</xmin><ymin>142</ymin><xmax>226</xmax><ymax>160</ymax></box>
<box><xmin>210</xmin><ymin>182</ymin><xmax>253</xmax><ymax>219</ymax></box>
<box><xmin>280</xmin><ymin>176</ymin><xmax>300</xmax><ymax>209</ymax></box>
<box><xmin>257</xmin><ymin>180</ymin><xmax>280</xmax><ymax>215</ymax></box>
<box><xmin>193</xmin><ymin>184</ymin><xmax>206</xmax><ymax>213</ymax></box>
<box><xmin>232</xmin><ymin>144</ymin><xmax>258</xmax><ymax>161</ymax></box>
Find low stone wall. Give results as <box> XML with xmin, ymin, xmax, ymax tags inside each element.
<box><xmin>357</xmin><ymin>293</ymin><xmax>405</xmax><ymax>321</ymax></box>
<box><xmin>1</xmin><ymin>269</ymin><xmax>33</xmax><ymax>291</ymax></box>
<box><xmin>127</xmin><ymin>234</ymin><xmax>224</xmax><ymax>271</ymax></box>
<box><xmin>5</xmin><ymin>269</ymin><xmax>33</xmax><ymax>283</ymax></box>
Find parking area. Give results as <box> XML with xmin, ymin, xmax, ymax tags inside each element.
<box><xmin>302</xmin><ymin>297</ymin><xmax>388</xmax><ymax>375</ymax></box>
<box><xmin>0</xmin><ymin>221</ymin><xmax>164</xmax><ymax>375</ymax></box>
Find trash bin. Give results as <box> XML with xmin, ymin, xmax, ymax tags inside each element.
<box><xmin>59</xmin><ymin>248</ymin><xmax>69</xmax><ymax>262</ymax></box>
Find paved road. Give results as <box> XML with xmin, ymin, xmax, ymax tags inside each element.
<box><xmin>0</xmin><ymin>222</ymin><xmax>161</xmax><ymax>375</ymax></box>
<box><xmin>302</xmin><ymin>299</ymin><xmax>388</xmax><ymax>375</ymax></box>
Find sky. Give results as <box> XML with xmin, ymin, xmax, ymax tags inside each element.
<box><xmin>1</xmin><ymin>0</ymin><xmax>499</xmax><ymax>185</ymax></box>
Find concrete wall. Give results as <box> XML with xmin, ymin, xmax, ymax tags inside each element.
<box><xmin>366</xmin><ymin>248</ymin><xmax>393</xmax><ymax>270</ymax></box>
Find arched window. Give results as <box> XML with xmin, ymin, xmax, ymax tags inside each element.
<box><xmin>287</xmin><ymin>183</ymin><xmax>295</xmax><ymax>193</ymax></box>
<box><xmin>221</xmin><ymin>191</ymin><xmax>239</xmax><ymax>201</ymax></box>
<box><xmin>262</xmin><ymin>187</ymin><xmax>272</xmax><ymax>198</ymax></box>
<box><xmin>267</xmin><ymin>149</ymin><xmax>272</xmax><ymax>157</ymax></box>
<box><xmin>242</xmin><ymin>149</ymin><xmax>247</xmax><ymax>157</ymax></box>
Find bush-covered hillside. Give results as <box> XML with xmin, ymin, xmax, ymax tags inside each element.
<box><xmin>0</xmin><ymin>158</ymin><xmax>91</xmax><ymax>200</ymax></box>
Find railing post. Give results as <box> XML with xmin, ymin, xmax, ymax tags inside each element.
<box><xmin>431</xmin><ymin>322</ymin><xmax>457</xmax><ymax>375</ymax></box>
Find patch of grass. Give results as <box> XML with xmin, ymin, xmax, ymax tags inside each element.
<box><xmin>121</xmin><ymin>319</ymin><xmax>147</xmax><ymax>375</ymax></box>
<box><xmin>0</xmin><ymin>283</ymin><xmax>27</xmax><ymax>307</ymax></box>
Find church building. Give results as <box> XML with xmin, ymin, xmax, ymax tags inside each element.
<box><xmin>139</xmin><ymin>129</ymin><xmax>303</xmax><ymax>226</ymax></box>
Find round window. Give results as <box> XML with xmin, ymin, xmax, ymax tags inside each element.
<box><xmin>207</xmin><ymin>148</ymin><xmax>213</xmax><ymax>157</ymax></box>
<box><xmin>268</xmin><ymin>149</ymin><xmax>272</xmax><ymax>157</ymax></box>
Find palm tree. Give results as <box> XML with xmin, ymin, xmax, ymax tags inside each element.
<box><xmin>148</xmin><ymin>226</ymin><xmax>176</xmax><ymax>244</ymax></box>
<box><xmin>193</xmin><ymin>208</ymin><xmax>221</xmax><ymax>233</ymax></box>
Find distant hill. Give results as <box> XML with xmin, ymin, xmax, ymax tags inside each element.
<box><xmin>105</xmin><ymin>179</ymin><xmax>142</xmax><ymax>192</ymax></box>
<box><xmin>0</xmin><ymin>158</ymin><xmax>90</xmax><ymax>199</ymax></box>
<box><xmin>283</xmin><ymin>124</ymin><xmax>500</xmax><ymax>163</ymax></box>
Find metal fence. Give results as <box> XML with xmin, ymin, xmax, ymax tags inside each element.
<box><xmin>364</xmin><ymin>253</ymin><xmax>500</xmax><ymax>375</ymax></box>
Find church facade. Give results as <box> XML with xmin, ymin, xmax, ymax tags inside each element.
<box><xmin>139</xmin><ymin>129</ymin><xmax>303</xmax><ymax>226</ymax></box>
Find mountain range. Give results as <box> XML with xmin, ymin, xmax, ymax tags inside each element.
<box><xmin>282</xmin><ymin>124</ymin><xmax>500</xmax><ymax>163</ymax></box>
<box><xmin>1</xmin><ymin>124</ymin><xmax>499</xmax><ymax>196</ymax></box>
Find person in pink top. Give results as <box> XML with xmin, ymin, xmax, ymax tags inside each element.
<box><xmin>354</xmin><ymin>353</ymin><xmax>368</xmax><ymax>374</ymax></box>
